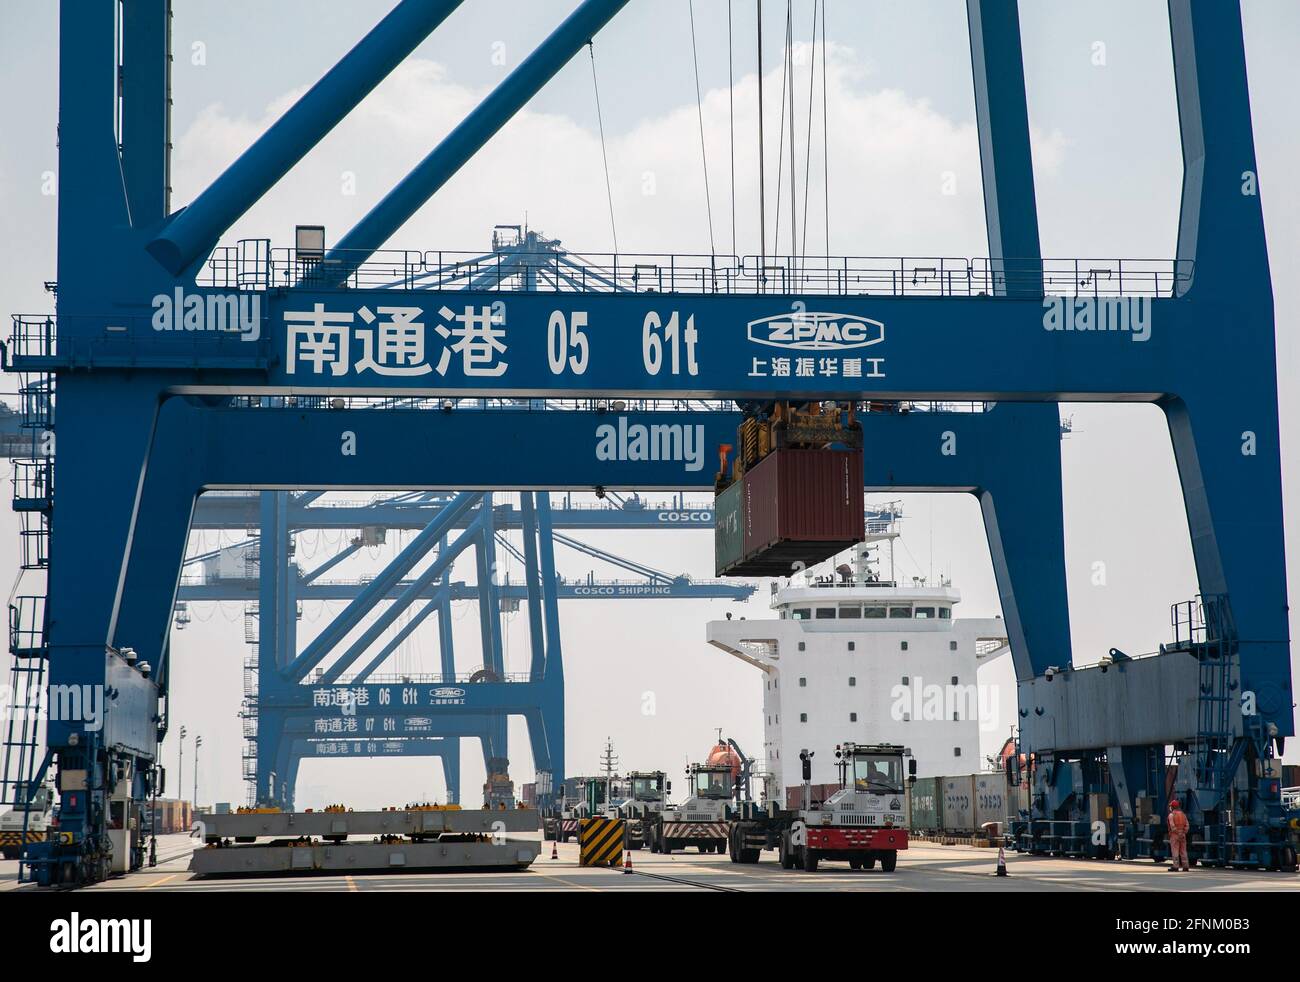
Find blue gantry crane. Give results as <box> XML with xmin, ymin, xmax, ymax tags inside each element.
<box><xmin>176</xmin><ymin>489</ymin><xmax>760</xmax><ymax>807</ymax></box>
<box><xmin>1</xmin><ymin>0</ymin><xmax>1290</xmax><ymax>885</ymax></box>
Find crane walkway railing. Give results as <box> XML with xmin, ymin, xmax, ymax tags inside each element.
<box><xmin>200</xmin><ymin>244</ymin><xmax>1194</xmax><ymax>299</ymax></box>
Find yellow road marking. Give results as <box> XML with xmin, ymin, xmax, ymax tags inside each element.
<box><xmin>530</xmin><ymin>866</ymin><xmax>604</xmax><ymax>892</ymax></box>
<box><xmin>140</xmin><ymin>873</ymin><xmax>180</xmax><ymax>889</ymax></box>
<box><xmin>346</xmin><ymin>875</ymin><xmax>358</xmax><ymax>892</ymax></box>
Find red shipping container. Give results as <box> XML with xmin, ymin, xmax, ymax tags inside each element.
<box><xmin>737</xmin><ymin>448</ymin><xmax>865</xmax><ymax>576</ymax></box>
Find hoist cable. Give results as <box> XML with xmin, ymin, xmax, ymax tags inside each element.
<box><xmin>800</xmin><ymin>0</ymin><xmax>820</xmax><ymax>271</ymax></box>
<box><xmin>587</xmin><ymin>42</ymin><xmax>620</xmax><ymax>254</ymax></box>
<box><xmin>786</xmin><ymin>0</ymin><xmax>798</xmax><ymax>263</ymax></box>
<box><xmin>756</xmin><ymin>0</ymin><xmax>767</xmax><ymax>284</ymax></box>
<box><xmin>772</xmin><ymin>2</ymin><xmax>790</xmax><ymax>262</ymax></box>
<box><xmin>822</xmin><ymin>0</ymin><xmax>830</xmax><ymax>261</ymax></box>
<box><xmin>688</xmin><ymin>0</ymin><xmax>717</xmax><ymax>257</ymax></box>
<box><xmin>728</xmin><ymin>0</ymin><xmax>737</xmax><ymax>260</ymax></box>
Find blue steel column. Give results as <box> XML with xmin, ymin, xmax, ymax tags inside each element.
<box><xmin>530</xmin><ymin>493</ymin><xmax>565</xmax><ymax>802</ymax></box>
<box><xmin>441</xmin><ymin>743</ymin><xmax>461</xmax><ymax>805</ymax></box>
<box><xmin>110</xmin><ymin>436</ymin><xmax>199</xmax><ymax>697</ymax></box>
<box><xmin>473</xmin><ymin>496</ymin><xmax>507</xmax><ymax>768</ymax></box>
<box><xmin>519</xmin><ymin>494</ymin><xmax>547</xmax><ymax>679</ymax></box>
<box><xmin>121</xmin><ymin>0</ymin><xmax>172</xmax><ymax>226</ymax></box>
<box><xmin>46</xmin><ymin>378</ymin><xmax>162</xmax><ymax>741</ymax></box>
<box><xmin>326</xmin><ymin>0</ymin><xmax>632</xmax><ymax>280</ymax></box>
<box><xmin>254</xmin><ymin>492</ymin><xmax>291</xmax><ymax>803</ymax></box>
<box><xmin>438</xmin><ymin>534</ymin><xmax>455</xmax><ymax>683</ymax></box>
<box><xmin>146</xmin><ymin>0</ymin><xmax>466</xmax><ymax>274</ymax></box>
<box><xmin>966</xmin><ymin>0</ymin><xmax>1043</xmax><ymax>297</ymax></box>
<box><xmin>857</xmin><ymin>403</ymin><xmax>1070</xmax><ymax>680</ymax></box>
<box><xmin>1161</xmin><ymin>0</ymin><xmax>1290</xmax><ymax>733</ymax></box>
<box><xmin>58</xmin><ymin>0</ymin><xmax>130</xmax><ymax>273</ymax></box>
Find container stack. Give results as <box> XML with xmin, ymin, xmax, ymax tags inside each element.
<box><xmin>907</xmin><ymin>773</ymin><xmax>1012</xmax><ymax>838</ymax></box>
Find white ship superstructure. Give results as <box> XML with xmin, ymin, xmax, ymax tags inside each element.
<box><xmin>707</xmin><ymin>516</ymin><xmax>1010</xmax><ymax>791</ymax></box>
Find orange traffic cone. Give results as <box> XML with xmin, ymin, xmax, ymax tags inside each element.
<box><xmin>551</xmin><ymin>839</ymin><xmax>559</xmax><ymax>860</ymax></box>
<box><xmin>623</xmin><ymin>851</ymin><xmax>633</xmax><ymax>874</ymax></box>
<box><xmin>996</xmin><ymin>846</ymin><xmax>1009</xmax><ymax>877</ymax></box>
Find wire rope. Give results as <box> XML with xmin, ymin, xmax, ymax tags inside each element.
<box><xmin>587</xmin><ymin>42</ymin><xmax>620</xmax><ymax>254</ymax></box>
<box><xmin>688</xmin><ymin>0</ymin><xmax>717</xmax><ymax>256</ymax></box>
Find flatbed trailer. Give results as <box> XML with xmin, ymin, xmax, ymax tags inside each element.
<box><xmin>189</xmin><ymin>807</ymin><xmax>540</xmax><ymax>876</ymax></box>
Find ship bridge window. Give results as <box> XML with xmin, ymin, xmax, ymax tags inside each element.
<box><xmin>791</xmin><ymin>608</ymin><xmax>811</xmax><ymax>620</ymax></box>
<box><xmin>839</xmin><ymin>605</ymin><xmax>862</xmax><ymax>618</ymax></box>
<box><xmin>939</xmin><ymin>607</ymin><xmax>952</xmax><ymax>619</ymax></box>
<box><xmin>815</xmin><ymin>608</ymin><xmax>836</xmax><ymax>620</ymax></box>
<box><xmin>864</xmin><ymin>605</ymin><xmax>886</xmax><ymax>619</ymax></box>
<box><xmin>915</xmin><ymin>606</ymin><xmax>936</xmax><ymax>619</ymax></box>
<box><xmin>889</xmin><ymin>606</ymin><xmax>913</xmax><ymax>619</ymax></box>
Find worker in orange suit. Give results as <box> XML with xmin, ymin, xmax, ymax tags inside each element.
<box><xmin>1167</xmin><ymin>799</ymin><xmax>1190</xmax><ymax>871</ymax></box>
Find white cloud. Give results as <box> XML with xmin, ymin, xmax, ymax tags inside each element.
<box><xmin>172</xmin><ymin>46</ymin><xmax>1048</xmax><ymax>262</ymax></box>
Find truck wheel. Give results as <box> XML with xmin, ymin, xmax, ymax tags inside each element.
<box><xmin>741</xmin><ymin>848</ymin><xmax>761</xmax><ymax>864</ymax></box>
<box><xmin>779</xmin><ymin>832</ymin><xmax>795</xmax><ymax>869</ymax></box>
<box><xmin>849</xmin><ymin>859</ymin><xmax>862</xmax><ymax>870</ymax></box>
<box><xmin>728</xmin><ymin>830</ymin><xmax>740</xmax><ymax>863</ymax></box>
<box><xmin>802</xmin><ymin>846</ymin><xmax>819</xmax><ymax>872</ymax></box>
<box><xmin>880</xmin><ymin>851</ymin><xmax>897</xmax><ymax>872</ymax></box>
<box><xmin>863</xmin><ymin>856</ymin><xmax>877</xmax><ymax>870</ymax></box>
<box><xmin>718</xmin><ymin>839</ymin><xmax>729</xmax><ymax>857</ymax></box>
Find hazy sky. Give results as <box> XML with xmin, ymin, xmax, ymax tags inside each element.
<box><xmin>0</xmin><ymin>0</ymin><xmax>1298</xmax><ymax>807</ymax></box>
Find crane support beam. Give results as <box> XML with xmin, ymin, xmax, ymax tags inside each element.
<box><xmin>146</xmin><ymin>0</ymin><xmax>466</xmax><ymax>274</ymax></box>
<box><xmin>178</xmin><ymin>579</ymin><xmax>756</xmax><ymax>602</ymax></box>
<box><xmin>316</xmin><ymin>507</ymin><xmax>487</xmax><ymax>684</ymax></box>
<box><xmin>300</xmin><ymin>540</ymin><xmax>363</xmax><ymax>584</ymax></box>
<box><xmin>283</xmin><ymin>492</ymin><xmax>482</xmax><ymax>683</ymax></box>
<box><xmin>121</xmin><ymin>0</ymin><xmax>172</xmax><ymax>227</ymax></box>
<box><xmin>351</xmin><ymin>592</ymin><xmax>445</xmax><ymax>684</ymax></box>
<box><xmin>120</xmin><ymin>402</ymin><xmax>1067</xmax><ymax>684</ymax></box>
<box><xmin>324</xmin><ymin>0</ymin><xmax>632</xmax><ymax>280</ymax></box>
<box><xmin>966</xmin><ymin>0</ymin><xmax>1042</xmax><ymax>297</ymax></box>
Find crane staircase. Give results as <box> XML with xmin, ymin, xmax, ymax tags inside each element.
<box><xmin>1170</xmin><ymin>594</ymin><xmax>1239</xmax><ymax>812</ymax></box>
<box><xmin>241</xmin><ymin>545</ymin><xmax>261</xmax><ymax>807</ymax></box>
<box><xmin>1</xmin><ymin>317</ymin><xmax>55</xmax><ymax>881</ymax></box>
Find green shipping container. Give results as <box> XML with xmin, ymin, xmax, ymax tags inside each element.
<box><xmin>908</xmin><ymin>777</ymin><xmax>943</xmax><ymax>831</ymax></box>
<box><xmin>714</xmin><ymin>482</ymin><xmax>746</xmax><ymax>575</ymax></box>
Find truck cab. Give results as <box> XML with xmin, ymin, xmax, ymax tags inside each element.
<box><xmin>653</xmin><ymin>763</ymin><xmax>734</xmax><ymax>854</ymax></box>
<box><xmin>556</xmin><ymin>775</ymin><xmax>611</xmax><ymax>842</ymax></box>
<box><xmin>618</xmin><ymin>770</ymin><xmax>668</xmax><ymax>850</ymax></box>
<box><xmin>0</xmin><ymin>782</ymin><xmax>55</xmax><ymax>860</ymax></box>
<box><xmin>780</xmin><ymin>743</ymin><xmax>909</xmax><ymax>872</ymax></box>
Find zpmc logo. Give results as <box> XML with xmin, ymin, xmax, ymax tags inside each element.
<box><xmin>746</xmin><ymin>312</ymin><xmax>884</xmax><ymax>351</ymax></box>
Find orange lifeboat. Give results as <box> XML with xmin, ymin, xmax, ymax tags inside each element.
<box><xmin>705</xmin><ymin>742</ymin><xmax>742</xmax><ymax>779</ymax></box>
